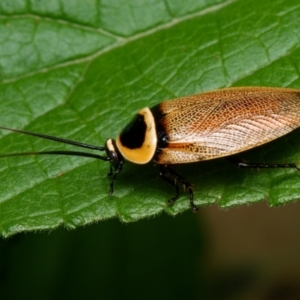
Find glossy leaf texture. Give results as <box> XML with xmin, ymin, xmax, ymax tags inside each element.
<box><xmin>0</xmin><ymin>0</ymin><xmax>300</xmax><ymax>237</ymax></box>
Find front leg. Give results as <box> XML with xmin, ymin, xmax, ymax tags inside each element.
<box><xmin>108</xmin><ymin>160</ymin><xmax>124</xmax><ymax>195</ymax></box>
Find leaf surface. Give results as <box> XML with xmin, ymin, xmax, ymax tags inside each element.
<box><xmin>1</xmin><ymin>0</ymin><xmax>300</xmax><ymax>236</ymax></box>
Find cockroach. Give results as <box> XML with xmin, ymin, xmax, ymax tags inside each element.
<box><xmin>1</xmin><ymin>86</ymin><xmax>300</xmax><ymax>211</ymax></box>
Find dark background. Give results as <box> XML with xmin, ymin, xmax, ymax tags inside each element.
<box><xmin>2</xmin><ymin>202</ymin><xmax>300</xmax><ymax>300</ymax></box>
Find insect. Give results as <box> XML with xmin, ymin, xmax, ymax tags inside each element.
<box><xmin>1</xmin><ymin>86</ymin><xmax>300</xmax><ymax>211</ymax></box>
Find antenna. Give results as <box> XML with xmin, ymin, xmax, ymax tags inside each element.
<box><xmin>0</xmin><ymin>126</ymin><xmax>109</xmax><ymax>161</ymax></box>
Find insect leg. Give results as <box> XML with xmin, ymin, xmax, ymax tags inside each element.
<box><xmin>108</xmin><ymin>166</ymin><xmax>113</xmax><ymax>176</ymax></box>
<box><xmin>228</xmin><ymin>157</ymin><xmax>300</xmax><ymax>171</ymax></box>
<box><xmin>108</xmin><ymin>161</ymin><xmax>124</xmax><ymax>195</ymax></box>
<box><xmin>108</xmin><ymin>166</ymin><xmax>115</xmax><ymax>194</ymax></box>
<box><xmin>159</xmin><ymin>165</ymin><xmax>180</xmax><ymax>204</ymax></box>
<box><xmin>159</xmin><ymin>165</ymin><xmax>198</xmax><ymax>211</ymax></box>
<box><xmin>109</xmin><ymin>175</ymin><xmax>116</xmax><ymax>195</ymax></box>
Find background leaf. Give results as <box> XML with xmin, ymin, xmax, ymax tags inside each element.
<box><xmin>0</xmin><ymin>0</ymin><xmax>300</xmax><ymax>237</ymax></box>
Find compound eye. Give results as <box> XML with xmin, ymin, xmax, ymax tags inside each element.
<box><xmin>105</xmin><ymin>139</ymin><xmax>120</xmax><ymax>164</ymax></box>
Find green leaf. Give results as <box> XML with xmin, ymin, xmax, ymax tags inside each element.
<box><xmin>1</xmin><ymin>0</ymin><xmax>300</xmax><ymax>237</ymax></box>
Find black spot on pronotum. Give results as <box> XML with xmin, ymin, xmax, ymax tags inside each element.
<box><xmin>119</xmin><ymin>113</ymin><xmax>147</xmax><ymax>149</ymax></box>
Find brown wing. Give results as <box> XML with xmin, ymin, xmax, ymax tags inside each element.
<box><xmin>155</xmin><ymin>87</ymin><xmax>300</xmax><ymax>164</ymax></box>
